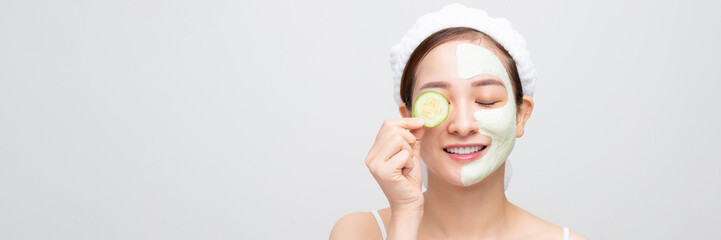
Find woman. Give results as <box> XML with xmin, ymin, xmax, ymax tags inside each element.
<box><xmin>331</xmin><ymin>4</ymin><xmax>588</xmax><ymax>240</ymax></box>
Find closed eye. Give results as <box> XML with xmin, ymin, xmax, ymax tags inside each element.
<box><xmin>476</xmin><ymin>101</ymin><xmax>500</xmax><ymax>107</ymax></box>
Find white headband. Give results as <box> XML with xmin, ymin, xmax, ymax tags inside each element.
<box><xmin>390</xmin><ymin>3</ymin><xmax>537</xmax><ymax>106</ymax></box>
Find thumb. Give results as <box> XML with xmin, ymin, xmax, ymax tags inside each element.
<box><xmin>410</xmin><ymin>126</ymin><xmax>426</xmax><ymax>141</ymax></box>
<box><xmin>410</xmin><ymin>128</ymin><xmax>424</xmax><ymax>181</ymax></box>
<box><xmin>410</xmin><ymin>127</ymin><xmax>425</xmax><ymax>159</ymax></box>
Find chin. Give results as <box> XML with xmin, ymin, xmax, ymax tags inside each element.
<box><xmin>435</xmin><ymin>161</ymin><xmax>504</xmax><ymax>188</ymax></box>
<box><xmin>431</xmin><ymin>162</ymin><xmax>468</xmax><ymax>187</ymax></box>
<box><xmin>449</xmin><ymin>172</ymin><xmax>465</xmax><ymax>187</ymax></box>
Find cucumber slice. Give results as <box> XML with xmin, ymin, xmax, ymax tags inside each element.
<box><xmin>413</xmin><ymin>91</ymin><xmax>449</xmax><ymax>128</ymax></box>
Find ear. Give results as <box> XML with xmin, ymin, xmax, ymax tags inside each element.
<box><xmin>399</xmin><ymin>103</ymin><xmax>412</xmax><ymax>118</ymax></box>
<box><xmin>515</xmin><ymin>96</ymin><xmax>534</xmax><ymax>138</ymax></box>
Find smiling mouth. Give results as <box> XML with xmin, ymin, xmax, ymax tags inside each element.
<box><xmin>443</xmin><ymin>145</ymin><xmax>487</xmax><ymax>154</ymax></box>
<box><xmin>443</xmin><ymin>145</ymin><xmax>488</xmax><ymax>162</ymax></box>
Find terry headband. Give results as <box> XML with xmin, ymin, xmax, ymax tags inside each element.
<box><xmin>391</xmin><ymin>3</ymin><xmax>536</xmax><ymax>190</ymax></box>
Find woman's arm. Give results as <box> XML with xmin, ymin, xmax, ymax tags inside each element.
<box><xmin>331</xmin><ymin>118</ymin><xmax>427</xmax><ymax>239</ymax></box>
<box><xmin>387</xmin><ymin>209</ymin><xmax>423</xmax><ymax>240</ymax></box>
<box><xmin>366</xmin><ymin>118</ymin><xmax>426</xmax><ymax>239</ymax></box>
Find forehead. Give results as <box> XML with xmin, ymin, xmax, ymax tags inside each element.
<box><xmin>415</xmin><ymin>41</ymin><xmax>460</xmax><ymax>82</ymax></box>
<box><xmin>415</xmin><ymin>40</ymin><xmax>507</xmax><ymax>84</ymax></box>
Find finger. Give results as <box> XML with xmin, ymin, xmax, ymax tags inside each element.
<box><xmin>410</xmin><ymin>153</ymin><xmax>422</xmax><ymax>178</ymax></box>
<box><xmin>387</xmin><ymin>149</ymin><xmax>413</xmax><ymax>175</ymax></box>
<box><xmin>369</xmin><ymin>118</ymin><xmax>425</xmax><ymax>167</ymax></box>
<box><xmin>370</xmin><ymin>118</ymin><xmax>424</xmax><ymax>157</ymax></box>
<box><xmin>402</xmin><ymin>167</ymin><xmax>412</xmax><ymax>176</ymax></box>
<box><xmin>382</xmin><ymin>118</ymin><xmax>425</xmax><ymax>130</ymax></box>
<box><xmin>374</xmin><ymin>127</ymin><xmax>414</xmax><ymax>148</ymax></box>
<box><xmin>410</xmin><ymin>126</ymin><xmax>426</xmax><ymax>141</ymax></box>
<box><xmin>401</xmin><ymin>149</ymin><xmax>415</xmax><ymax>176</ymax></box>
<box><xmin>368</xmin><ymin>132</ymin><xmax>414</xmax><ymax>168</ymax></box>
<box><xmin>394</xmin><ymin>128</ymin><xmax>417</xmax><ymax>146</ymax></box>
<box><xmin>367</xmin><ymin>131</ymin><xmax>395</xmax><ymax>162</ymax></box>
<box><xmin>389</xmin><ymin>150</ymin><xmax>421</xmax><ymax>188</ymax></box>
<box><xmin>401</xmin><ymin>152</ymin><xmax>416</xmax><ymax>177</ymax></box>
<box><xmin>375</xmin><ymin>137</ymin><xmax>412</xmax><ymax>163</ymax></box>
<box><xmin>410</xmin><ymin>128</ymin><xmax>424</xmax><ymax>160</ymax></box>
<box><xmin>369</xmin><ymin>122</ymin><xmax>405</xmax><ymax>158</ymax></box>
<box><xmin>411</xmin><ymin>133</ymin><xmax>422</xmax><ymax>154</ymax></box>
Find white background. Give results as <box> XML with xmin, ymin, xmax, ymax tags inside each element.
<box><xmin>1</xmin><ymin>0</ymin><xmax>720</xmax><ymax>239</ymax></box>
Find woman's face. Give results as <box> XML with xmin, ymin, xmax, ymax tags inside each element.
<box><xmin>409</xmin><ymin>40</ymin><xmax>520</xmax><ymax>187</ymax></box>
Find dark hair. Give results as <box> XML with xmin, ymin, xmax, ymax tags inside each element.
<box><xmin>400</xmin><ymin>27</ymin><xmax>523</xmax><ymax>110</ymax></box>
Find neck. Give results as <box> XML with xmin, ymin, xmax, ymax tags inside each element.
<box><xmin>419</xmin><ymin>163</ymin><xmax>513</xmax><ymax>239</ymax></box>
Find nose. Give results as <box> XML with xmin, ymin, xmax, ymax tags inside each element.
<box><xmin>446</xmin><ymin>100</ymin><xmax>478</xmax><ymax>136</ymax></box>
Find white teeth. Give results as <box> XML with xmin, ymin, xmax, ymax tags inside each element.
<box><xmin>446</xmin><ymin>146</ymin><xmax>483</xmax><ymax>154</ymax></box>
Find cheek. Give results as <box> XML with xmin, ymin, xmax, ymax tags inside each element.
<box><xmin>419</xmin><ymin>133</ymin><xmax>465</xmax><ymax>186</ymax></box>
<box><xmin>419</xmin><ymin>126</ymin><xmax>443</xmax><ymax>158</ymax></box>
<box><xmin>419</xmin><ymin>137</ymin><xmax>435</xmax><ymax>159</ymax></box>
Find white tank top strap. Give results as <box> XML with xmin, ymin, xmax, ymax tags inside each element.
<box><xmin>370</xmin><ymin>210</ymin><xmax>387</xmax><ymax>240</ymax></box>
<box><xmin>563</xmin><ymin>226</ymin><xmax>570</xmax><ymax>240</ymax></box>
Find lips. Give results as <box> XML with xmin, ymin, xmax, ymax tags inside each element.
<box><xmin>443</xmin><ymin>143</ymin><xmax>488</xmax><ymax>162</ymax></box>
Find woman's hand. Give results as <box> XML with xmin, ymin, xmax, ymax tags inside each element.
<box><xmin>366</xmin><ymin>118</ymin><xmax>426</xmax><ymax>212</ymax></box>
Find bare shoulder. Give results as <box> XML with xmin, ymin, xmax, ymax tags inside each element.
<box><xmin>329</xmin><ymin>211</ymin><xmax>382</xmax><ymax>240</ymax></box>
<box><xmin>510</xmin><ymin>204</ymin><xmax>589</xmax><ymax>240</ymax></box>
<box><xmin>568</xmin><ymin>231</ymin><xmax>589</xmax><ymax>240</ymax></box>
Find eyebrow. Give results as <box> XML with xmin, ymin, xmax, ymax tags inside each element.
<box><xmin>418</xmin><ymin>81</ymin><xmax>450</xmax><ymax>90</ymax></box>
<box><xmin>471</xmin><ymin>79</ymin><xmax>504</xmax><ymax>88</ymax></box>
<box><xmin>418</xmin><ymin>79</ymin><xmax>504</xmax><ymax>90</ymax></box>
